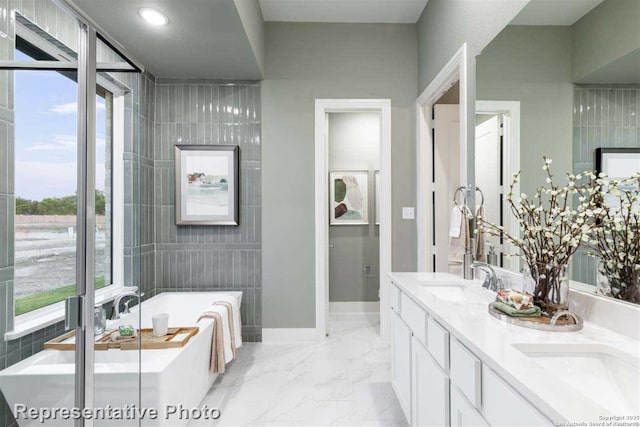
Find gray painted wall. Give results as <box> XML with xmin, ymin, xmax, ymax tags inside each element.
<box><xmin>417</xmin><ymin>0</ymin><xmax>529</xmax><ymax>93</ymax></box>
<box><xmin>234</xmin><ymin>0</ymin><xmax>266</xmax><ymax>77</ymax></box>
<box><xmin>572</xmin><ymin>0</ymin><xmax>640</xmax><ymax>83</ymax></box>
<box><xmin>328</xmin><ymin>113</ymin><xmax>380</xmax><ymax>303</ymax></box>
<box><xmin>153</xmin><ymin>79</ymin><xmax>262</xmax><ymax>342</ymax></box>
<box><xmin>476</xmin><ymin>25</ymin><xmax>574</xmax><ymax>199</ymax></box>
<box><xmin>572</xmin><ymin>85</ymin><xmax>640</xmax><ymax>284</ymax></box>
<box><xmin>262</xmin><ymin>22</ymin><xmax>417</xmax><ymax>328</ymax></box>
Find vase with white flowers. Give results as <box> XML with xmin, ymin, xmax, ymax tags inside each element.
<box><xmin>587</xmin><ymin>174</ymin><xmax>640</xmax><ymax>304</ymax></box>
<box><xmin>478</xmin><ymin>157</ymin><xmax>601</xmax><ymax>315</ymax></box>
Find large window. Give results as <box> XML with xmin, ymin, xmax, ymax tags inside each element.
<box><xmin>13</xmin><ymin>47</ymin><xmax>114</xmax><ymax>315</ymax></box>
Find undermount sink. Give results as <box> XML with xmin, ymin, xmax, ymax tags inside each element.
<box><xmin>512</xmin><ymin>343</ymin><xmax>640</xmax><ymax>415</ymax></box>
<box><xmin>418</xmin><ymin>284</ymin><xmax>465</xmax><ymax>302</ymax></box>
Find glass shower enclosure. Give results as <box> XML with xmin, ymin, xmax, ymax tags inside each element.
<box><xmin>0</xmin><ymin>0</ymin><xmax>143</xmax><ymax>425</ymax></box>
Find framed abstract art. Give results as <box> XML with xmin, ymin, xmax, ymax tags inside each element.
<box><xmin>329</xmin><ymin>170</ymin><xmax>368</xmax><ymax>225</ymax></box>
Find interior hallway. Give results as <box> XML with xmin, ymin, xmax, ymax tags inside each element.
<box><xmin>191</xmin><ymin>313</ymin><xmax>407</xmax><ymax>426</ymax></box>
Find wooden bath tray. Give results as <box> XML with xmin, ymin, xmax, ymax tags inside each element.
<box><xmin>44</xmin><ymin>329</ymin><xmax>116</xmax><ymax>351</ymax></box>
<box><xmin>44</xmin><ymin>327</ymin><xmax>199</xmax><ymax>351</ymax></box>
<box><xmin>117</xmin><ymin>327</ymin><xmax>199</xmax><ymax>350</ymax></box>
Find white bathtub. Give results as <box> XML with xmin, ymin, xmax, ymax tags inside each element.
<box><xmin>0</xmin><ymin>291</ymin><xmax>242</xmax><ymax>426</ymax></box>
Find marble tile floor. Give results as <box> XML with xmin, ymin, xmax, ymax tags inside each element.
<box><xmin>189</xmin><ymin>313</ymin><xmax>408</xmax><ymax>427</ymax></box>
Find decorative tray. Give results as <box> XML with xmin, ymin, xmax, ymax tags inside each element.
<box><xmin>488</xmin><ymin>305</ymin><xmax>583</xmax><ymax>332</ymax></box>
<box><xmin>43</xmin><ymin>327</ymin><xmax>199</xmax><ymax>351</ymax></box>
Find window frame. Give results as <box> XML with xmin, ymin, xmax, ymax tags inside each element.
<box><xmin>5</xmin><ymin>19</ymin><xmax>128</xmax><ymax>340</ymax></box>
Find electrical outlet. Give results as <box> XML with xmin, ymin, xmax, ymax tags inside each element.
<box><xmin>402</xmin><ymin>207</ymin><xmax>415</xmax><ymax>220</ymax></box>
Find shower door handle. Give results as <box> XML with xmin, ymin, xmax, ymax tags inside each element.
<box><xmin>65</xmin><ymin>295</ymin><xmax>84</xmax><ymax>331</ymax></box>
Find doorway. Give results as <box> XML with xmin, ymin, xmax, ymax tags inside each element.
<box><xmin>475</xmin><ymin>101</ymin><xmax>521</xmax><ymax>271</ymax></box>
<box><xmin>328</xmin><ymin>112</ymin><xmax>381</xmax><ymax>317</ymax></box>
<box><xmin>416</xmin><ymin>44</ymin><xmax>470</xmax><ymax>273</ymax></box>
<box><xmin>314</xmin><ymin>99</ymin><xmax>392</xmax><ymax>342</ymax></box>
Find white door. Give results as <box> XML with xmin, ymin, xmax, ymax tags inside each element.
<box><xmin>433</xmin><ymin>104</ymin><xmax>461</xmax><ymax>273</ymax></box>
<box><xmin>392</xmin><ymin>311</ymin><xmax>412</xmax><ymax>423</ymax></box>
<box><xmin>411</xmin><ymin>336</ymin><xmax>450</xmax><ymax>426</ymax></box>
<box><xmin>475</xmin><ymin>115</ymin><xmax>502</xmax><ymax>264</ymax></box>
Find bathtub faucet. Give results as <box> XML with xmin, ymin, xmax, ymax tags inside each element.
<box><xmin>111</xmin><ymin>289</ymin><xmax>145</xmax><ymax>320</ymax></box>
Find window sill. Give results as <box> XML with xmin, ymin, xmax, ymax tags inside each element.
<box><xmin>4</xmin><ymin>285</ymin><xmax>135</xmax><ymax>341</ymax></box>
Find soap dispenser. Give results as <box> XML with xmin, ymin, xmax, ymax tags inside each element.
<box><xmin>487</xmin><ymin>245</ymin><xmax>498</xmax><ymax>266</ymax></box>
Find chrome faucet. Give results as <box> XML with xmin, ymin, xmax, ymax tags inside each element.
<box><xmin>111</xmin><ymin>289</ymin><xmax>144</xmax><ymax>320</ymax></box>
<box><xmin>472</xmin><ymin>262</ymin><xmax>503</xmax><ymax>291</ymax></box>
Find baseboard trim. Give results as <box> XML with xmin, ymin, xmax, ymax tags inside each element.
<box><xmin>261</xmin><ymin>328</ymin><xmax>318</xmax><ymax>343</ymax></box>
<box><xmin>329</xmin><ymin>301</ymin><xmax>380</xmax><ymax>313</ymax></box>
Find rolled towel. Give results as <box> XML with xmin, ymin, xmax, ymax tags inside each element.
<box><xmin>490</xmin><ymin>301</ymin><xmax>541</xmax><ymax>317</ymax></box>
<box><xmin>496</xmin><ymin>289</ymin><xmax>534</xmax><ymax>310</ymax></box>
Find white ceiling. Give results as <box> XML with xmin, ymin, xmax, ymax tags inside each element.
<box><xmin>259</xmin><ymin>0</ymin><xmax>429</xmax><ymax>24</ymax></box>
<box><xmin>73</xmin><ymin>0</ymin><xmax>262</xmax><ymax>79</ymax></box>
<box><xmin>511</xmin><ymin>0</ymin><xmax>606</xmax><ymax>25</ymax></box>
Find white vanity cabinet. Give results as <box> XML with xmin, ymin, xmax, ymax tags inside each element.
<box><xmin>482</xmin><ymin>366</ymin><xmax>551</xmax><ymax>427</ymax></box>
<box><xmin>411</xmin><ymin>336</ymin><xmax>450</xmax><ymax>426</ymax></box>
<box><xmin>390</xmin><ymin>281</ymin><xmax>553</xmax><ymax>427</ymax></box>
<box><xmin>450</xmin><ymin>386</ymin><xmax>489</xmax><ymax>427</ymax></box>
<box><xmin>392</xmin><ymin>310</ymin><xmax>412</xmax><ymax>420</ymax></box>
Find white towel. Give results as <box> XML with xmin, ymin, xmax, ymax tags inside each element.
<box><xmin>213</xmin><ymin>295</ymin><xmax>243</xmax><ymax>349</ymax></box>
<box><xmin>449</xmin><ymin>208</ymin><xmax>471</xmax><ymax>263</ymax></box>
<box><xmin>449</xmin><ymin>206</ymin><xmax>462</xmax><ymax>238</ymax></box>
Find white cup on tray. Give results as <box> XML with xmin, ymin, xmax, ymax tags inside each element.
<box><xmin>152</xmin><ymin>313</ymin><xmax>169</xmax><ymax>337</ymax></box>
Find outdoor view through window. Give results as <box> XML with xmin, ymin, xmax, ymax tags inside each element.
<box><xmin>14</xmin><ymin>48</ymin><xmax>112</xmax><ymax>315</ymax></box>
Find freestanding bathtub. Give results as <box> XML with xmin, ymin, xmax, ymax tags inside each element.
<box><xmin>0</xmin><ymin>292</ymin><xmax>242</xmax><ymax>426</ymax></box>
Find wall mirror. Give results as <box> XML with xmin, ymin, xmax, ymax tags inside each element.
<box><xmin>474</xmin><ymin>0</ymin><xmax>640</xmax><ymax>305</ymax></box>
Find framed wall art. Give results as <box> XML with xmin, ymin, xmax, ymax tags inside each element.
<box><xmin>330</xmin><ymin>170</ymin><xmax>368</xmax><ymax>225</ymax></box>
<box><xmin>595</xmin><ymin>148</ymin><xmax>640</xmax><ymax>210</ymax></box>
<box><xmin>175</xmin><ymin>145</ymin><xmax>239</xmax><ymax>225</ymax></box>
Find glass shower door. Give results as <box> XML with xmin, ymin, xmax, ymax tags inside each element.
<box><xmin>0</xmin><ymin>1</ymin><xmax>142</xmax><ymax>425</ymax></box>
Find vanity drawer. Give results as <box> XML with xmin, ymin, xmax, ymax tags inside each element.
<box><xmin>390</xmin><ymin>283</ymin><xmax>401</xmax><ymax>313</ymax></box>
<box><xmin>450</xmin><ymin>337</ymin><xmax>481</xmax><ymax>409</ymax></box>
<box><xmin>400</xmin><ymin>293</ymin><xmax>427</xmax><ymax>345</ymax></box>
<box><xmin>426</xmin><ymin>317</ymin><xmax>449</xmax><ymax>371</ymax></box>
<box><xmin>482</xmin><ymin>366</ymin><xmax>552</xmax><ymax>426</ymax></box>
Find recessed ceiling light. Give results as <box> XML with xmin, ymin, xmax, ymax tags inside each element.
<box><xmin>138</xmin><ymin>7</ymin><xmax>169</xmax><ymax>26</ymax></box>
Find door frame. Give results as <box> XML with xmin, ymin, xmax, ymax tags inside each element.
<box><xmin>314</xmin><ymin>99</ymin><xmax>392</xmax><ymax>341</ymax></box>
<box><xmin>475</xmin><ymin>100</ymin><xmax>521</xmax><ymax>271</ymax></box>
<box><xmin>416</xmin><ymin>43</ymin><xmax>470</xmax><ymax>272</ymax></box>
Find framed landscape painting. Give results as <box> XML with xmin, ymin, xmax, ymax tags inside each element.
<box><xmin>330</xmin><ymin>170</ymin><xmax>368</xmax><ymax>225</ymax></box>
<box><xmin>175</xmin><ymin>145</ymin><xmax>239</xmax><ymax>225</ymax></box>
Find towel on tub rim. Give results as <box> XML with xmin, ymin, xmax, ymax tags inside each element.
<box><xmin>197</xmin><ymin>311</ymin><xmax>226</xmax><ymax>374</ymax></box>
<box><xmin>198</xmin><ymin>306</ymin><xmax>234</xmax><ymax>364</ymax></box>
<box><xmin>214</xmin><ymin>301</ymin><xmax>237</xmax><ymax>357</ymax></box>
<box><xmin>213</xmin><ymin>295</ymin><xmax>243</xmax><ymax>349</ymax></box>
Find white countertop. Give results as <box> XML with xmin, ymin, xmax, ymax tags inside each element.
<box><xmin>388</xmin><ymin>272</ymin><xmax>640</xmax><ymax>423</ymax></box>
